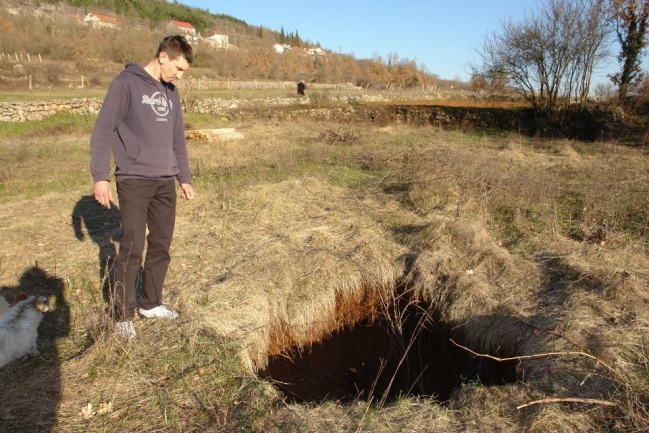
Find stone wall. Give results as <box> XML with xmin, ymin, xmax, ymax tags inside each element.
<box><xmin>188</xmin><ymin>94</ymin><xmax>392</xmax><ymax>116</ymax></box>
<box><xmin>0</xmin><ymin>98</ymin><xmax>101</xmax><ymax>122</ymax></box>
<box><xmin>0</xmin><ymin>94</ymin><xmax>399</xmax><ymax>122</ymax></box>
<box><xmin>0</xmin><ymin>96</ymin><xmax>615</xmax><ymax>141</ymax></box>
<box><xmin>176</xmin><ymin>78</ymin><xmax>363</xmax><ymax>91</ymax></box>
<box><xmin>0</xmin><ymin>95</ymin><xmax>534</xmax><ymax>135</ymax></box>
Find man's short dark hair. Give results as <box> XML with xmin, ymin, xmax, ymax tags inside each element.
<box><xmin>156</xmin><ymin>35</ymin><xmax>193</xmax><ymax>64</ymax></box>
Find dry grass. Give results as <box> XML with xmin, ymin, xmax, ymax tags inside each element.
<box><xmin>0</xmin><ymin>113</ymin><xmax>647</xmax><ymax>432</ymax></box>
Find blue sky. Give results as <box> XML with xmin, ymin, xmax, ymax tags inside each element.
<box><xmin>180</xmin><ymin>0</ymin><xmax>631</xmax><ymax>86</ymax></box>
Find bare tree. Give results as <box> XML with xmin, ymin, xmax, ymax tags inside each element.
<box><xmin>469</xmin><ymin>73</ymin><xmax>488</xmax><ymax>93</ymax></box>
<box><xmin>607</xmin><ymin>0</ymin><xmax>649</xmax><ymax>101</ymax></box>
<box><xmin>568</xmin><ymin>0</ymin><xmax>612</xmax><ymax>107</ymax></box>
<box><xmin>473</xmin><ymin>0</ymin><xmax>609</xmax><ymax>117</ymax></box>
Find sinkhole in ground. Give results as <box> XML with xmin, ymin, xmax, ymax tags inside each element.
<box><xmin>259</xmin><ymin>294</ymin><xmax>519</xmax><ymax>404</ymax></box>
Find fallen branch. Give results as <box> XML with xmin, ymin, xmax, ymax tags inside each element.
<box><xmin>450</xmin><ymin>339</ymin><xmax>624</xmax><ymax>412</ymax></box>
<box><xmin>516</xmin><ymin>397</ymin><xmax>619</xmax><ymax>410</ymax></box>
<box><xmin>449</xmin><ymin>339</ymin><xmax>618</xmax><ymax>378</ymax></box>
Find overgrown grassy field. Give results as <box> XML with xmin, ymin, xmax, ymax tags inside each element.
<box><xmin>0</xmin><ymin>109</ymin><xmax>647</xmax><ymax>432</ymax></box>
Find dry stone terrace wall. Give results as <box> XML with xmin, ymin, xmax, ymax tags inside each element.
<box><xmin>0</xmin><ymin>98</ymin><xmax>101</xmax><ymax>122</ymax></box>
<box><xmin>188</xmin><ymin>94</ymin><xmax>391</xmax><ymax>115</ymax></box>
<box><xmin>0</xmin><ymin>95</ymin><xmax>533</xmax><ymax>134</ymax></box>
<box><xmin>176</xmin><ymin>79</ymin><xmax>363</xmax><ymax>91</ymax></box>
<box><xmin>0</xmin><ymin>94</ymin><xmax>401</xmax><ymax>122</ymax></box>
<box><xmin>0</xmin><ymin>94</ymin><xmax>620</xmax><ymax>141</ymax></box>
<box><xmin>0</xmin><ymin>96</ymin><xmax>525</xmax><ymax>130</ymax></box>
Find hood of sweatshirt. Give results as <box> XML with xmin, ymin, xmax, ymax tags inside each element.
<box><xmin>123</xmin><ymin>62</ymin><xmax>168</xmax><ymax>87</ymax></box>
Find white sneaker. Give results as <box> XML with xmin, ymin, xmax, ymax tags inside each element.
<box><xmin>115</xmin><ymin>321</ymin><xmax>137</xmax><ymax>339</ymax></box>
<box><xmin>138</xmin><ymin>305</ymin><xmax>179</xmax><ymax>319</ymax></box>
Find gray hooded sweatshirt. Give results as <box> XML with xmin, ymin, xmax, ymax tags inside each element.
<box><xmin>90</xmin><ymin>62</ymin><xmax>191</xmax><ymax>185</ymax></box>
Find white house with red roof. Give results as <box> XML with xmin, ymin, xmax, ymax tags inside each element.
<box><xmin>168</xmin><ymin>20</ymin><xmax>197</xmax><ymax>36</ymax></box>
<box><xmin>83</xmin><ymin>13</ymin><xmax>118</xmax><ymax>30</ymax></box>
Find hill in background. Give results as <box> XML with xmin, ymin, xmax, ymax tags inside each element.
<box><xmin>0</xmin><ymin>0</ymin><xmax>463</xmax><ymax>91</ymax></box>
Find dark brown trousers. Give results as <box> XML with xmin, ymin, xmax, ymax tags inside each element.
<box><xmin>113</xmin><ymin>179</ymin><xmax>176</xmax><ymax>320</ymax></box>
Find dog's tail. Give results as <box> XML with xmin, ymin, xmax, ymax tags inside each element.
<box><xmin>0</xmin><ymin>296</ymin><xmax>9</xmax><ymax>320</ymax></box>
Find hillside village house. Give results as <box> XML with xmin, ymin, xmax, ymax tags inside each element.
<box><xmin>306</xmin><ymin>47</ymin><xmax>326</xmax><ymax>57</ymax></box>
<box><xmin>204</xmin><ymin>32</ymin><xmax>231</xmax><ymax>49</ymax></box>
<box><xmin>83</xmin><ymin>13</ymin><xmax>118</xmax><ymax>30</ymax></box>
<box><xmin>274</xmin><ymin>43</ymin><xmax>326</xmax><ymax>58</ymax></box>
<box><xmin>78</xmin><ymin>15</ymin><xmax>224</xmax><ymax>47</ymax></box>
<box><xmin>273</xmin><ymin>43</ymin><xmax>291</xmax><ymax>53</ymax></box>
<box><xmin>167</xmin><ymin>20</ymin><xmax>199</xmax><ymax>41</ymax></box>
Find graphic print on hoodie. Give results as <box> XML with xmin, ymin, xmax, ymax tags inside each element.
<box><xmin>143</xmin><ymin>93</ymin><xmax>169</xmax><ymax>118</ymax></box>
<box><xmin>90</xmin><ymin>62</ymin><xmax>191</xmax><ymax>185</ymax></box>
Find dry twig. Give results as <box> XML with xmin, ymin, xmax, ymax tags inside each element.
<box><xmin>450</xmin><ymin>339</ymin><xmax>623</xmax><ymax>412</ymax></box>
<box><xmin>449</xmin><ymin>339</ymin><xmax>619</xmax><ymax>378</ymax></box>
<box><xmin>516</xmin><ymin>397</ymin><xmax>619</xmax><ymax>410</ymax></box>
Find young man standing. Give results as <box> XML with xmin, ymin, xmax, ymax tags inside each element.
<box><xmin>90</xmin><ymin>35</ymin><xmax>195</xmax><ymax>339</ymax></box>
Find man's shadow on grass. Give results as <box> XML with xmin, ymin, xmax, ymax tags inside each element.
<box><xmin>0</xmin><ymin>265</ymin><xmax>68</xmax><ymax>432</ymax></box>
<box><xmin>72</xmin><ymin>195</ymin><xmax>145</xmax><ymax>319</ymax></box>
<box><xmin>72</xmin><ymin>195</ymin><xmax>122</xmax><ymax>303</ymax></box>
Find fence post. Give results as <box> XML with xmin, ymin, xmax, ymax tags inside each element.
<box><xmin>29</xmin><ymin>75</ymin><xmax>32</xmax><ymax>90</ymax></box>
<box><xmin>39</xmin><ymin>53</ymin><xmax>42</xmax><ymax>63</ymax></box>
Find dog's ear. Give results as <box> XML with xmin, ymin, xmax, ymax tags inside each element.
<box><xmin>32</xmin><ymin>296</ymin><xmax>49</xmax><ymax>313</ymax></box>
<box><xmin>11</xmin><ymin>293</ymin><xmax>28</xmax><ymax>305</ymax></box>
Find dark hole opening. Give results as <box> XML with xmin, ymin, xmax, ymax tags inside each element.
<box><xmin>259</xmin><ymin>299</ymin><xmax>518</xmax><ymax>404</ymax></box>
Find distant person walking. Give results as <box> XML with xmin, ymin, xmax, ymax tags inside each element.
<box><xmin>297</xmin><ymin>81</ymin><xmax>306</xmax><ymax>96</ymax></box>
<box><xmin>90</xmin><ymin>35</ymin><xmax>195</xmax><ymax>339</ymax></box>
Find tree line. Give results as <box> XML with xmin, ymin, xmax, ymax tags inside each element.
<box><xmin>471</xmin><ymin>0</ymin><xmax>649</xmax><ymax>118</ymax></box>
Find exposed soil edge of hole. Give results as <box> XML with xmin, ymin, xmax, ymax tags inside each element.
<box><xmin>257</xmin><ymin>255</ymin><xmax>535</xmax><ymax>404</ymax></box>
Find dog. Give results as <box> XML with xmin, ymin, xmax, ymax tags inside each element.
<box><xmin>0</xmin><ymin>294</ymin><xmax>49</xmax><ymax>368</ymax></box>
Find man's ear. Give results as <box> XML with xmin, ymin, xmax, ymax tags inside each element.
<box><xmin>159</xmin><ymin>52</ymin><xmax>168</xmax><ymax>64</ymax></box>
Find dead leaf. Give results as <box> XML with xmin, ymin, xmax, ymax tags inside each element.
<box><xmin>97</xmin><ymin>401</ymin><xmax>113</xmax><ymax>416</ymax></box>
<box><xmin>80</xmin><ymin>402</ymin><xmax>95</xmax><ymax>419</ymax></box>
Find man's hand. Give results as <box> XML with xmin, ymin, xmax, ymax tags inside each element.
<box><xmin>180</xmin><ymin>183</ymin><xmax>194</xmax><ymax>200</ymax></box>
<box><xmin>94</xmin><ymin>180</ymin><xmax>113</xmax><ymax>209</ymax></box>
